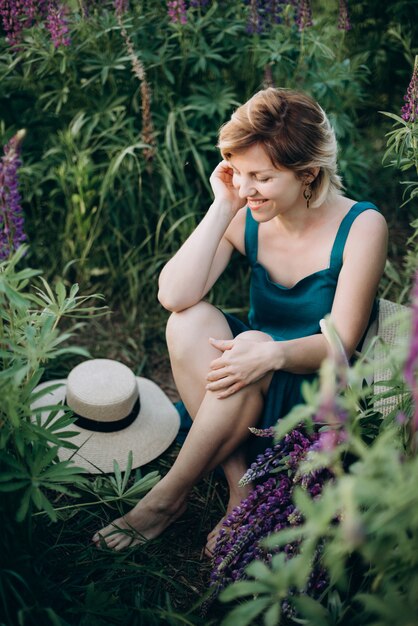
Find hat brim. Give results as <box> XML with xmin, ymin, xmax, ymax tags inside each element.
<box><xmin>31</xmin><ymin>377</ymin><xmax>180</xmax><ymax>474</ymax></box>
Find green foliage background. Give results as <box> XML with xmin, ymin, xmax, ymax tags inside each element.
<box><xmin>1</xmin><ymin>0</ymin><xmax>417</xmax><ymax>326</ymax></box>
<box><xmin>1</xmin><ymin>1</ymin><xmax>418</xmax><ymax>625</ymax></box>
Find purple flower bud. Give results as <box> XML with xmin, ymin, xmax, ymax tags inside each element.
<box><xmin>401</xmin><ymin>56</ymin><xmax>418</xmax><ymax>123</ymax></box>
<box><xmin>296</xmin><ymin>0</ymin><xmax>312</xmax><ymax>31</ymax></box>
<box><xmin>167</xmin><ymin>0</ymin><xmax>187</xmax><ymax>24</ymax></box>
<box><xmin>114</xmin><ymin>0</ymin><xmax>129</xmax><ymax>16</ymax></box>
<box><xmin>188</xmin><ymin>0</ymin><xmax>209</xmax><ymax>8</ymax></box>
<box><xmin>208</xmin><ymin>425</ymin><xmax>331</xmax><ymax>610</ymax></box>
<box><xmin>0</xmin><ymin>129</ymin><xmax>26</xmax><ymax>259</ymax></box>
<box><xmin>316</xmin><ymin>428</ymin><xmax>347</xmax><ymax>452</ymax></box>
<box><xmin>45</xmin><ymin>1</ymin><xmax>71</xmax><ymax>48</ymax></box>
<box><xmin>0</xmin><ymin>0</ymin><xmax>47</xmax><ymax>46</ymax></box>
<box><xmin>338</xmin><ymin>0</ymin><xmax>351</xmax><ymax>31</ymax></box>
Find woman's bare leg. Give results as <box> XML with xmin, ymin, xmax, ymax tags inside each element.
<box><xmin>92</xmin><ymin>302</ymin><xmax>272</xmax><ymax>551</ymax></box>
<box><xmin>165</xmin><ymin>303</ymin><xmax>273</xmax><ymax>553</ymax></box>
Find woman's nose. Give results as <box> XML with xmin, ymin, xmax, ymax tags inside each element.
<box><xmin>237</xmin><ymin>179</ymin><xmax>256</xmax><ymax>198</ymax></box>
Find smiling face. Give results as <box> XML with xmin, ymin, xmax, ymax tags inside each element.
<box><xmin>229</xmin><ymin>143</ymin><xmax>307</xmax><ymax>221</ymax></box>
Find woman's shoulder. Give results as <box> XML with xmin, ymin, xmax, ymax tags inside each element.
<box><xmin>335</xmin><ymin>196</ymin><xmax>387</xmax><ymax>225</ymax></box>
<box><xmin>344</xmin><ymin>200</ymin><xmax>388</xmax><ymax>249</ymax></box>
<box><xmin>224</xmin><ymin>207</ymin><xmax>247</xmax><ymax>254</ymax></box>
<box><xmin>348</xmin><ymin>200</ymin><xmax>387</xmax><ymax>226</ymax></box>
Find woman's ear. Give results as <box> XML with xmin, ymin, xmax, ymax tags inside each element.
<box><xmin>304</xmin><ymin>167</ymin><xmax>320</xmax><ymax>183</ymax></box>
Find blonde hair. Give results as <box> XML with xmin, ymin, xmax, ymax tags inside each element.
<box><xmin>218</xmin><ymin>88</ymin><xmax>342</xmax><ymax>208</ymax></box>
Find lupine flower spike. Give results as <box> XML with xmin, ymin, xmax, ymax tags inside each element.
<box><xmin>45</xmin><ymin>1</ymin><xmax>71</xmax><ymax>48</ymax></box>
<box><xmin>207</xmin><ymin>427</ymin><xmax>332</xmax><ymax>613</ymax></box>
<box><xmin>296</xmin><ymin>0</ymin><xmax>313</xmax><ymax>31</ymax></box>
<box><xmin>338</xmin><ymin>0</ymin><xmax>351</xmax><ymax>31</ymax></box>
<box><xmin>0</xmin><ymin>129</ymin><xmax>26</xmax><ymax>260</ymax></box>
<box><xmin>0</xmin><ymin>0</ymin><xmax>44</xmax><ymax>46</ymax></box>
<box><xmin>115</xmin><ymin>5</ymin><xmax>156</xmax><ymax>164</ymax></box>
<box><xmin>244</xmin><ymin>0</ymin><xmax>285</xmax><ymax>34</ymax></box>
<box><xmin>401</xmin><ymin>55</ymin><xmax>418</xmax><ymax>123</ymax></box>
<box><xmin>114</xmin><ymin>0</ymin><xmax>129</xmax><ymax>16</ymax></box>
<box><xmin>188</xmin><ymin>0</ymin><xmax>209</xmax><ymax>8</ymax></box>
<box><xmin>167</xmin><ymin>0</ymin><xmax>187</xmax><ymax>24</ymax></box>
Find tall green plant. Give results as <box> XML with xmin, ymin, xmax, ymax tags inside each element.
<box><xmin>380</xmin><ymin>54</ymin><xmax>418</xmax><ymax>302</ymax></box>
<box><xmin>218</xmin><ymin>304</ymin><xmax>413</xmax><ymax>625</ymax></box>
<box><xmin>0</xmin><ymin>1</ymin><xmax>378</xmax><ymax>324</ymax></box>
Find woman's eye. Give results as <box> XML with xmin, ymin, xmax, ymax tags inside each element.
<box><xmin>257</xmin><ymin>178</ymin><xmax>271</xmax><ymax>183</ymax></box>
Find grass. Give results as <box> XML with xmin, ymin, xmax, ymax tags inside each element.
<box><xmin>26</xmin><ymin>451</ymin><xmax>228</xmax><ymax>625</ymax></box>
<box><xmin>8</xmin><ymin>309</ymin><xmax>233</xmax><ymax>626</ymax></box>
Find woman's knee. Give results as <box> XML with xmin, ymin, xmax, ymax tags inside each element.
<box><xmin>235</xmin><ymin>330</ymin><xmax>274</xmax><ymax>343</ymax></box>
<box><xmin>165</xmin><ymin>301</ymin><xmax>228</xmax><ymax>357</ymax></box>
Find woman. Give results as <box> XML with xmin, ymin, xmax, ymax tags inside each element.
<box><xmin>93</xmin><ymin>88</ymin><xmax>387</xmax><ymax>554</ymax></box>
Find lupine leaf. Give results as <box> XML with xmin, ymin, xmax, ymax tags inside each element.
<box><xmin>220</xmin><ymin>597</ymin><xmax>271</xmax><ymax>626</ymax></box>
<box><xmin>219</xmin><ymin>580</ymin><xmax>271</xmax><ymax>601</ymax></box>
<box><xmin>263</xmin><ymin>601</ymin><xmax>281</xmax><ymax>626</ymax></box>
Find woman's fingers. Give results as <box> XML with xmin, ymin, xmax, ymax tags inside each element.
<box><xmin>209</xmin><ymin>337</ymin><xmax>234</xmax><ymax>352</ymax></box>
<box><xmin>216</xmin><ymin>382</ymin><xmax>245</xmax><ymax>399</ymax></box>
<box><xmin>206</xmin><ymin>373</ymin><xmax>230</xmax><ymax>389</ymax></box>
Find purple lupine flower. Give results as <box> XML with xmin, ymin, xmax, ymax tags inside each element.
<box><xmin>243</xmin><ymin>0</ymin><xmax>285</xmax><ymax>34</ymax></box>
<box><xmin>401</xmin><ymin>55</ymin><xmax>418</xmax><ymax>123</ymax></box>
<box><xmin>205</xmin><ymin>426</ymin><xmax>332</xmax><ymax>612</ymax></box>
<box><xmin>0</xmin><ymin>0</ymin><xmax>39</xmax><ymax>46</ymax></box>
<box><xmin>0</xmin><ymin>0</ymin><xmax>49</xmax><ymax>46</ymax></box>
<box><xmin>404</xmin><ymin>271</ymin><xmax>418</xmax><ymax>436</ymax></box>
<box><xmin>45</xmin><ymin>1</ymin><xmax>70</xmax><ymax>48</ymax></box>
<box><xmin>0</xmin><ymin>129</ymin><xmax>26</xmax><ymax>260</ymax></box>
<box><xmin>338</xmin><ymin>0</ymin><xmax>351</xmax><ymax>31</ymax></box>
<box><xmin>240</xmin><ymin>426</ymin><xmax>316</xmax><ymax>485</ymax></box>
<box><xmin>188</xmin><ymin>0</ymin><xmax>209</xmax><ymax>8</ymax></box>
<box><xmin>114</xmin><ymin>0</ymin><xmax>129</xmax><ymax>16</ymax></box>
<box><xmin>314</xmin><ymin>428</ymin><xmax>348</xmax><ymax>452</ymax></box>
<box><xmin>115</xmin><ymin>9</ymin><xmax>155</xmax><ymax>164</ymax></box>
<box><xmin>296</xmin><ymin>0</ymin><xmax>312</xmax><ymax>31</ymax></box>
<box><xmin>167</xmin><ymin>0</ymin><xmax>187</xmax><ymax>24</ymax></box>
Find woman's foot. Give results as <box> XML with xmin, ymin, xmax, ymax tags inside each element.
<box><xmin>92</xmin><ymin>490</ymin><xmax>187</xmax><ymax>551</ymax></box>
<box><xmin>205</xmin><ymin>516</ymin><xmax>227</xmax><ymax>557</ymax></box>
<box><xmin>204</xmin><ymin>487</ymin><xmax>252</xmax><ymax>558</ymax></box>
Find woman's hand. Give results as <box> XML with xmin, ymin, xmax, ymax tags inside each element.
<box><xmin>209</xmin><ymin>161</ymin><xmax>246</xmax><ymax>216</ymax></box>
<box><xmin>205</xmin><ymin>336</ymin><xmax>273</xmax><ymax>398</ymax></box>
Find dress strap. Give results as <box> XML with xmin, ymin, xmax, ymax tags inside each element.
<box><xmin>329</xmin><ymin>201</ymin><xmax>380</xmax><ymax>270</ymax></box>
<box><xmin>244</xmin><ymin>207</ymin><xmax>259</xmax><ymax>265</ymax></box>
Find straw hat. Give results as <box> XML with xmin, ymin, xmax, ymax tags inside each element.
<box><xmin>31</xmin><ymin>359</ymin><xmax>180</xmax><ymax>474</ymax></box>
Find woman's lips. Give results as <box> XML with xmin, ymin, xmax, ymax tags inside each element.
<box><xmin>247</xmin><ymin>199</ymin><xmax>267</xmax><ymax>210</ymax></box>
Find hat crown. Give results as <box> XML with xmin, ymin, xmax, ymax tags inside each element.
<box><xmin>66</xmin><ymin>359</ymin><xmax>138</xmax><ymax>423</ymax></box>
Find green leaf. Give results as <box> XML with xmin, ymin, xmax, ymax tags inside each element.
<box><xmin>220</xmin><ymin>597</ymin><xmax>271</xmax><ymax>626</ymax></box>
<box><xmin>121</xmin><ymin>450</ymin><xmax>133</xmax><ymax>492</ymax></box>
<box><xmin>264</xmin><ymin>601</ymin><xmax>281</xmax><ymax>626</ymax></box>
<box><xmin>113</xmin><ymin>458</ymin><xmax>123</xmax><ymax>493</ymax></box>
<box><xmin>16</xmin><ymin>488</ymin><xmax>32</xmax><ymax>522</ymax></box>
<box><xmin>293</xmin><ymin>596</ymin><xmax>330</xmax><ymax>624</ymax></box>
<box><xmin>245</xmin><ymin>560</ymin><xmax>272</xmax><ymax>581</ymax></box>
<box><xmin>55</xmin><ymin>280</ymin><xmax>66</xmax><ymax>306</ymax></box>
<box><xmin>220</xmin><ymin>580</ymin><xmax>272</xmax><ymax>601</ymax></box>
<box><xmin>0</xmin><ymin>480</ymin><xmax>29</xmax><ymax>492</ymax></box>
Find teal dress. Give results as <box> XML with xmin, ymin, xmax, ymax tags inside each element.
<box><xmin>176</xmin><ymin>201</ymin><xmax>379</xmax><ymax>460</ymax></box>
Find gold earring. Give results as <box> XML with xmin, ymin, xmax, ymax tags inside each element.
<box><xmin>303</xmin><ymin>184</ymin><xmax>313</xmax><ymax>209</ymax></box>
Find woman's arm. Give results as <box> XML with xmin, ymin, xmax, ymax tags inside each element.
<box><xmin>158</xmin><ymin>162</ymin><xmax>246</xmax><ymax>312</ymax></box>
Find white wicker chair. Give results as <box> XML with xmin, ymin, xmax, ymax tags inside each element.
<box><xmin>360</xmin><ymin>298</ymin><xmax>410</xmax><ymax>416</ymax></box>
